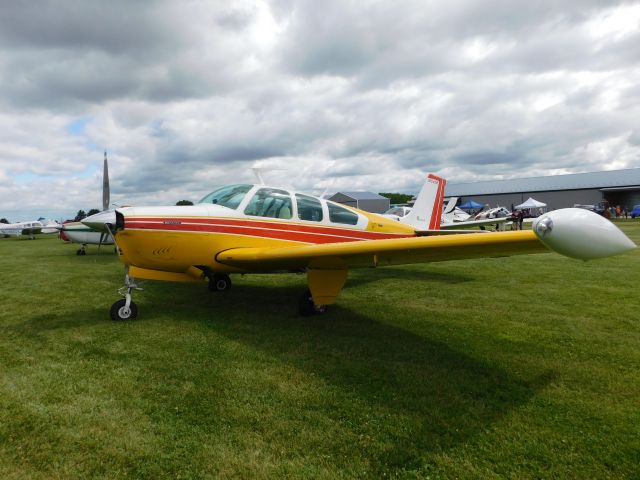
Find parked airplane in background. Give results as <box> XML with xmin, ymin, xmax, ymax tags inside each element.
<box><xmin>475</xmin><ymin>207</ymin><xmax>511</xmax><ymax>221</ymax></box>
<box><xmin>83</xmin><ymin>173</ymin><xmax>636</xmax><ymax>320</ymax></box>
<box><xmin>60</xmin><ymin>151</ymin><xmax>114</xmax><ymax>255</ymax></box>
<box><xmin>60</xmin><ymin>221</ymin><xmax>114</xmax><ymax>255</ymax></box>
<box><xmin>383</xmin><ymin>190</ymin><xmax>510</xmax><ymax>230</ymax></box>
<box><xmin>0</xmin><ymin>219</ymin><xmax>60</xmax><ymax>239</ymax></box>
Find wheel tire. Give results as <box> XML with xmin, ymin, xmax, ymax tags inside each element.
<box><xmin>298</xmin><ymin>289</ymin><xmax>327</xmax><ymax>316</ymax></box>
<box><xmin>209</xmin><ymin>274</ymin><xmax>232</xmax><ymax>292</ymax></box>
<box><xmin>110</xmin><ymin>299</ymin><xmax>138</xmax><ymax>321</ymax></box>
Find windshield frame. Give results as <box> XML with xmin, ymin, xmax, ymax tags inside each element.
<box><xmin>198</xmin><ymin>184</ymin><xmax>253</xmax><ymax>210</ymax></box>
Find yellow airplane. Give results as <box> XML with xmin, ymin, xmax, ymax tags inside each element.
<box><xmin>83</xmin><ymin>174</ymin><xmax>636</xmax><ymax>320</ymax></box>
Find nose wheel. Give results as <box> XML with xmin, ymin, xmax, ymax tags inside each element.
<box><xmin>110</xmin><ymin>298</ymin><xmax>138</xmax><ymax>320</ymax></box>
<box><xmin>110</xmin><ymin>268</ymin><xmax>142</xmax><ymax>321</ymax></box>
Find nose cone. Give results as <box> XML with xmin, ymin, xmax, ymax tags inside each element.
<box><xmin>533</xmin><ymin>208</ymin><xmax>636</xmax><ymax>260</ymax></box>
<box><xmin>82</xmin><ymin>210</ymin><xmax>116</xmax><ymax>232</ymax></box>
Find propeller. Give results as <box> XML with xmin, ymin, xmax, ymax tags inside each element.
<box><xmin>102</xmin><ymin>150</ymin><xmax>110</xmax><ymax>212</ymax></box>
<box><xmin>98</xmin><ymin>150</ymin><xmax>111</xmax><ymax>252</ymax></box>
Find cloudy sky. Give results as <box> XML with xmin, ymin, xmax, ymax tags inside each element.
<box><xmin>1</xmin><ymin>0</ymin><xmax>639</xmax><ymax>221</ymax></box>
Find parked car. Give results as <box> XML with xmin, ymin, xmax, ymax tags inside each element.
<box><xmin>631</xmin><ymin>205</ymin><xmax>640</xmax><ymax>218</ymax></box>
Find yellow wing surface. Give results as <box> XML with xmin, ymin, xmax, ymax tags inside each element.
<box><xmin>216</xmin><ymin>230</ymin><xmax>549</xmax><ymax>271</ymax></box>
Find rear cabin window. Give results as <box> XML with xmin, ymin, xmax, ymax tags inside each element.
<box><xmin>295</xmin><ymin>194</ymin><xmax>323</xmax><ymax>222</ymax></box>
<box><xmin>244</xmin><ymin>188</ymin><xmax>293</xmax><ymax>219</ymax></box>
<box><xmin>328</xmin><ymin>202</ymin><xmax>359</xmax><ymax>225</ymax></box>
<box><xmin>198</xmin><ymin>184</ymin><xmax>252</xmax><ymax>210</ymax></box>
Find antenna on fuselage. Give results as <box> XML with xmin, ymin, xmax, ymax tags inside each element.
<box><xmin>251</xmin><ymin>168</ymin><xmax>266</xmax><ymax>185</ymax></box>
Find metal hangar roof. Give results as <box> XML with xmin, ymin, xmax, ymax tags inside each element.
<box><xmin>445</xmin><ymin>168</ymin><xmax>640</xmax><ymax>196</ymax></box>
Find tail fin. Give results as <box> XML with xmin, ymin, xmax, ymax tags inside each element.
<box><xmin>400</xmin><ymin>173</ymin><xmax>447</xmax><ymax>230</ymax></box>
<box><xmin>441</xmin><ymin>196</ymin><xmax>457</xmax><ymax>223</ymax></box>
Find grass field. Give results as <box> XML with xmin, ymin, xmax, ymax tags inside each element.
<box><xmin>1</xmin><ymin>223</ymin><xmax>639</xmax><ymax>479</ymax></box>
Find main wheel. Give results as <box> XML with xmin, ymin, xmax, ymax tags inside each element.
<box><xmin>110</xmin><ymin>299</ymin><xmax>138</xmax><ymax>321</ymax></box>
<box><xmin>298</xmin><ymin>289</ymin><xmax>327</xmax><ymax>316</ymax></box>
<box><xmin>208</xmin><ymin>274</ymin><xmax>232</xmax><ymax>292</ymax></box>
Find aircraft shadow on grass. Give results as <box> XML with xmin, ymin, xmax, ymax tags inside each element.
<box><xmin>201</xmin><ymin>284</ymin><xmax>556</xmax><ymax>470</ymax></box>
<box><xmin>143</xmin><ymin>281</ymin><xmax>551</xmax><ymax>469</ymax></box>
<box><xmin>344</xmin><ymin>265</ymin><xmax>476</xmax><ymax>288</ymax></box>
<box><xmin>7</xmin><ymin>282</ymin><xmax>554</xmax><ymax>473</ymax></box>
<box><xmin>4</xmin><ymin>308</ymin><xmax>108</xmax><ymax>338</ymax></box>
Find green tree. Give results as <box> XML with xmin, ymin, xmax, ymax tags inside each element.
<box><xmin>379</xmin><ymin>192</ymin><xmax>414</xmax><ymax>205</ymax></box>
<box><xmin>176</xmin><ymin>200</ymin><xmax>194</xmax><ymax>206</ymax></box>
<box><xmin>74</xmin><ymin>210</ymin><xmax>87</xmax><ymax>221</ymax></box>
<box><xmin>87</xmin><ymin>209</ymin><xmax>100</xmax><ymax>216</ymax></box>
<box><xmin>0</xmin><ymin>218</ymin><xmax>8</xmax><ymax>224</ymax></box>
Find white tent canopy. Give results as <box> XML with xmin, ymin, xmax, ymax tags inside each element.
<box><xmin>515</xmin><ymin>197</ymin><xmax>547</xmax><ymax>209</ymax></box>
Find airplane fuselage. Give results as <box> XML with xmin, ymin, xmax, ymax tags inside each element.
<box><xmin>108</xmin><ymin>184</ymin><xmax>417</xmax><ymax>279</ymax></box>
<box><xmin>61</xmin><ymin>222</ymin><xmax>115</xmax><ymax>246</ymax></box>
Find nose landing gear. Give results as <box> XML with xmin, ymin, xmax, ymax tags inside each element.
<box><xmin>110</xmin><ymin>268</ymin><xmax>143</xmax><ymax>321</ymax></box>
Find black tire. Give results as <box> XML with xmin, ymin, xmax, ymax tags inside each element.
<box><xmin>209</xmin><ymin>274</ymin><xmax>232</xmax><ymax>292</ymax></box>
<box><xmin>110</xmin><ymin>299</ymin><xmax>138</xmax><ymax>321</ymax></box>
<box><xmin>299</xmin><ymin>289</ymin><xmax>327</xmax><ymax>316</ymax></box>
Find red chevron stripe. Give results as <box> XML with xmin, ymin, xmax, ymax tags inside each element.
<box><xmin>125</xmin><ymin>217</ymin><xmax>413</xmax><ymax>244</ymax></box>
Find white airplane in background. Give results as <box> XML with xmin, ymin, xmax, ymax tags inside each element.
<box><xmin>59</xmin><ymin>151</ymin><xmax>114</xmax><ymax>255</ymax></box>
<box><xmin>82</xmin><ymin>172</ymin><xmax>635</xmax><ymax>320</ymax></box>
<box><xmin>383</xmin><ymin>186</ymin><xmax>511</xmax><ymax>230</ymax></box>
<box><xmin>0</xmin><ymin>219</ymin><xmax>61</xmax><ymax>239</ymax></box>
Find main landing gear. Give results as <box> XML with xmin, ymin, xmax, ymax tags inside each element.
<box><xmin>110</xmin><ymin>268</ymin><xmax>142</xmax><ymax>321</ymax></box>
<box><xmin>208</xmin><ymin>273</ymin><xmax>232</xmax><ymax>292</ymax></box>
<box><xmin>298</xmin><ymin>289</ymin><xmax>328</xmax><ymax>316</ymax></box>
<box><xmin>108</xmin><ymin>268</ymin><xmax>330</xmax><ymax>320</ymax></box>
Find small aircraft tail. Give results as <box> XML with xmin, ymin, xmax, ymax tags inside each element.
<box><xmin>400</xmin><ymin>173</ymin><xmax>446</xmax><ymax>230</ymax></box>
<box><xmin>441</xmin><ymin>196</ymin><xmax>458</xmax><ymax>223</ymax></box>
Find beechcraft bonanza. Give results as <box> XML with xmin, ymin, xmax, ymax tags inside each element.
<box><xmin>82</xmin><ymin>173</ymin><xmax>636</xmax><ymax>320</ymax></box>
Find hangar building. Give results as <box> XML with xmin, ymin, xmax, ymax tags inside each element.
<box><xmin>329</xmin><ymin>191</ymin><xmax>390</xmax><ymax>214</ymax></box>
<box><xmin>445</xmin><ymin>168</ymin><xmax>640</xmax><ymax>211</ymax></box>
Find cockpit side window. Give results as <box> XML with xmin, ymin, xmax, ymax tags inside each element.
<box><xmin>198</xmin><ymin>184</ymin><xmax>252</xmax><ymax>210</ymax></box>
<box><xmin>327</xmin><ymin>202</ymin><xmax>359</xmax><ymax>225</ymax></box>
<box><xmin>244</xmin><ymin>188</ymin><xmax>293</xmax><ymax>219</ymax></box>
<box><xmin>295</xmin><ymin>194</ymin><xmax>323</xmax><ymax>222</ymax></box>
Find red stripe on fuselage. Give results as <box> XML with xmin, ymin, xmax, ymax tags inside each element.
<box><xmin>125</xmin><ymin>217</ymin><xmax>414</xmax><ymax>244</ymax></box>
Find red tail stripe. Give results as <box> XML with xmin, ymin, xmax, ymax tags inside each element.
<box><xmin>427</xmin><ymin>174</ymin><xmax>446</xmax><ymax>230</ymax></box>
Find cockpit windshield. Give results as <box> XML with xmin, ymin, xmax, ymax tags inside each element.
<box><xmin>198</xmin><ymin>184</ymin><xmax>253</xmax><ymax>210</ymax></box>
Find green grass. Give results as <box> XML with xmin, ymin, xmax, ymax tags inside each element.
<box><xmin>1</xmin><ymin>223</ymin><xmax>639</xmax><ymax>479</ymax></box>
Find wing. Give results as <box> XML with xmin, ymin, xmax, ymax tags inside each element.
<box><xmin>216</xmin><ymin>230</ymin><xmax>549</xmax><ymax>271</ymax></box>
